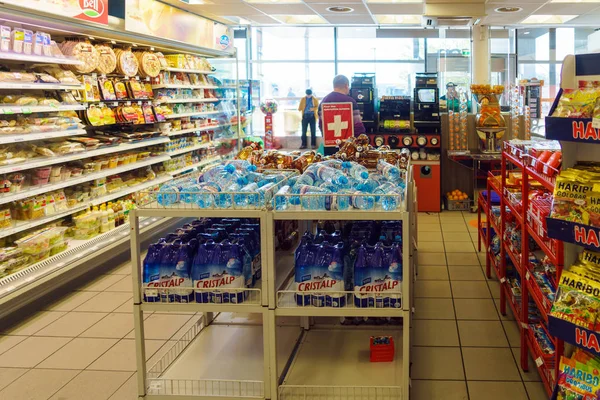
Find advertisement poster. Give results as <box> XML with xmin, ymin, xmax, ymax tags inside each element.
<box><xmin>125</xmin><ymin>0</ymin><xmax>232</xmax><ymax>52</ymax></box>
<box><xmin>322</xmin><ymin>102</ymin><xmax>354</xmax><ymax>147</ymax></box>
<box><xmin>264</xmin><ymin>114</ymin><xmax>274</xmax><ymax>150</ymax></box>
<box><xmin>3</xmin><ymin>0</ymin><xmax>109</xmax><ymax>25</ymax></box>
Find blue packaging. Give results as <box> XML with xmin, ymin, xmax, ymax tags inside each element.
<box><xmin>142</xmin><ymin>243</ymin><xmax>163</xmax><ymax>302</ymax></box>
<box><xmin>354</xmin><ymin>242</ymin><xmax>402</xmax><ymax>308</ymax></box>
<box><xmin>168</xmin><ymin>239</ymin><xmax>197</xmax><ymax>303</ymax></box>
<box><xmin>192</xmin><ymin>240</ymin><xmax>252</xmax><ymax>304</ymax></box>
<box><xmin>295</xmin><ymin>240</ymin><xmax>346</xmax><ymax>307</ymax></box>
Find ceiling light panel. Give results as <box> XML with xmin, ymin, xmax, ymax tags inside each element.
<box><xmin>323</xmin><ymin>14</ymin><xmax>377</xmax><ymax>24</ymax></box>
<box><xmin>533</xmin><ymin>3</ymin><xmax>600</xmax><ymax>13</ymax></box>
<box><xmin>310</xmin><ymin>3</ymin><xmax>370</xmax><ymax>14</ymax></box>
<box><xmin>375</xmin><ymin>14</ymin><xmax>422</xmax><ymax>23</ymax></box>
<box><xmin>248</xmin><ymin>3</ymin><xmax>314</xmax><ymax>14</ymax></box>
<box><xmin>273</xmin><ymin>15</ymin><xmax>328</xmax><ymax>24</ymax></box>
<box><xmin>521</xmin><ymin>14</ymin><xmax>578</xmax><ymax>23</ymax></box>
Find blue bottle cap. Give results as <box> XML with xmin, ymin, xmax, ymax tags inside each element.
<box><xmin>360</xmin><ymin>171</ymin><xmax>369</xmax><ymax>180</ymax></box>
<box><xmin>225</xmin><ymin>164</ymin><xmax>236</xmax><ymax>173</ymax></box>
<box><xmin>338</xmin><ymin>175</ymin><xmax>349</xmax><ymax>185</ymax></box>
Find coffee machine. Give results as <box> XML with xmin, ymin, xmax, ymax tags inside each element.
<box><xmin>374</xmin><ymin>96</ymin><xmax>412</xmax><ymax>148</ymax></box>
<box><xmin>411</xmin><ymin>72</ymin><xmax>441</xmax><ymax>212</ymax></box>
<box><xmin>350</xmin><ymin>73</ymin><xmax>378</xmax><ymax>133</ymax></box>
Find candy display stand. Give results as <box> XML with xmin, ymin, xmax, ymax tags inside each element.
<box><xmin>261</xmin><ymin>100</ymin><xmax>278</xmax><ymax>150</ymax></box>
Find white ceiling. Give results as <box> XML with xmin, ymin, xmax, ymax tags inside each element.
<box><xmin>163</xmin><ymin>0</ymin><xmax>600</xmax><ymax>26</ymax></box>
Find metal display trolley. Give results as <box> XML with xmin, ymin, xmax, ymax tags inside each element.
<box><xmin>129</xmin><ymin>168</ymin><xmax>416</xmax><ymax>400</ymax></box>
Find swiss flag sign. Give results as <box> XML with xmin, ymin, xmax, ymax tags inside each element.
<box><xmin>322</xmin><ymin>102</ymin><xmax>354</xmax><ymax>147</ymax></box>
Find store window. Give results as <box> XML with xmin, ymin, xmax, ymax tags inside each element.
<box><xmin>337</xmin><ymin>27</ymin><xmax>424</xmax><ymax>61</ymax></box>
<box><xmin>427</xmin><ymin>32</ymin><xmax>471</xmax><ymax>97</ymax></box>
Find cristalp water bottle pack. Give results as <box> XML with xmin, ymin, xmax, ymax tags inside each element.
<box><xmin>294</xmin><ymin>220</ymin><xmax>402</xmax><ymax>308</ymax></box>
<box><xmin>156</xmin><ymin>160</ymin><xmax>290</xmax><ymax>209</ymax></box>
<box><xmin>142</xmin><ymin>218</ymin><xmax>261</xmax><ymax>304</ymax></box>
<box><xmin>275</xmin><ymin>160</ymin><xmax>406</xmax><ymax>212</ymax></box>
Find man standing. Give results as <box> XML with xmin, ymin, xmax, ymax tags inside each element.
<box><xmin>318</xmin><ymin>75</ymin><xmax>366</xmax><ymax>138</ymax></box>
<box><xmin>298</xmin><ymin>89</ymin><xmax>319</xmax><ymax>149</ymax></box>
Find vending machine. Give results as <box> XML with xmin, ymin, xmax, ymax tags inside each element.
<box><xmin>350</xmin><ymin>73</ymin><xmax>378</xmax><ymax>133</ymax></box>
<box><xmin>411</xmin><ymin>73</ymin><xmax>441</xmax><ymax>212</ymax></box>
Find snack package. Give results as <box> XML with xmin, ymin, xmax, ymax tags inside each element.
<box><xmin>551</xmin><ymin>270</ymin><xmax>600</xmax><ymax>330</ymax></box>
<box><xmin>0</xmin><ymin>26</ymin><xmax>10</xmax><ymax>52</ymax></box>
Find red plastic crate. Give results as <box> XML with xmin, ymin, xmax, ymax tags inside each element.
<box><xmin>370</xmin><ymin>336</ymin><xmax>395</xmax><ymax>362</ymax></box>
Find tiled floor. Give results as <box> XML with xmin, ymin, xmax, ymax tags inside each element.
<box><xmin>412</xmin><ymin>211</ymin><xmax>548</xmax><ymax>400</ymax></box>
<box><xmin>0</xmin><ymin>212</ymin><xmax>550</xmax><ymax>399</ymax></box>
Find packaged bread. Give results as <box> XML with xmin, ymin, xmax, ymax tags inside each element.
<box><xmin>33</xmin><ymin>32</ymin><xmax>44</xmax><ymax>56</ymax></box>
<box><xmin>1</xmin><ymin>26</ymin><xmax>11</xmax><ymax>52</ymax></box>
<box><xmin>94</xmin><ymin>44</ymin><xmax>117</xmax><ymax>75</ymax></box>
<box><xmin>23</xmin><ymin>30</ymin><xmax>33</xmax><ymax>55</ymax></box>
<box><xmin>36</xmin><ymin>67</ymin><xmax>79</xmax><ymax>85</ymax></box>
<box><xmin>11</xmin><ymin>29</ymin><xmax>24</xmax><ymax>54</ymax></box>
<box><xmin>114</xmin><ymin>48</ymin><xmax>139</xmax><ymax>77</ymax></box>
<box><xmin>0</xmin><ymin>72</ymin><xmax>36</xmax><ymax>83</ymax></box>
<box><xmin>134</xmin><ymin>51</ymin><xmax>161</xmax><ymax>78</ymax></box>
<box><xmin>59</xmin><ymin>40</ymin><xmax>99</xmax><ymax>74</ymax></box>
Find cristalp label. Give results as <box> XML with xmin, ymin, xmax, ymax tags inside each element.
<box><xmin>573</xmin><ymin>120</ymin><xmax>600</xmax><ymax>141</ymax></box>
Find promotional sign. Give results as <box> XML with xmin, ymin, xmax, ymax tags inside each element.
<box><xmin>3</xmin><ymin>0</ymin><xmax>109</xmax><ymax>25</ymax></box>
<box><xmin>125</xmin><ymin>0</ymin><xmax>233</xmax><ymax>52</ymax></box>
<box><xmin>264</xmin><ymin>114</ymin><xmax>274</xmax><ymax>150</ymax></box>
<box><xmin>322</xmin><ymin>102</ymin><xmax>354</xmax><ymax>147</ymax></box>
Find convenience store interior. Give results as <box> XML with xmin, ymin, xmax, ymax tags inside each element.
<box><xmin>0</xmin><ymin>0</ymin><xmax>599</xmax><ymax>399</ymax></box>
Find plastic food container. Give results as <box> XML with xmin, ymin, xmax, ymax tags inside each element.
<box><xmin>70</xmin><ymin>168</ymin><xmax>82</xmax><ymax>177</ymax></box>
<box><xmin>50</xmin><ymin>241</ymin><xmax>68</xmax><ymax>256</ymax></box>
<box><xmin>49</xmin><ymin>176</ymin><xmax>61</xmax><ymax>183</ymax></box>
<box><xmin>31</xmin><ymin>176</ymin><xmax>49</xmax><ymax>185</ymax></box>
<box><xmin>61</xmin><ymin>169</ymin><xmax>72</xmax><ymax>181</ymax></box>
<box><xmin>28</xmin><ymin>249</ymin><xmax>50</xmax><ymax>263</ymax></box>
<box><xmin>50</xmin><ymin>166</ymin><xmax>62</xmax><ymax>177</ymax></box>
<box><xmin>74</xmin><ymin>226</ymin><xmax>100</xmax><ymax>240</ymax></box>
<box><xmin>129</xmin><ymin>153</ymin><xmax>138</xmax><ymax>163</ymax></box>
<box><xmin>34</xmin><ymin>167</ymin><xmax>52</xmax><ymax>179</ymax></box>
<box><xmin>47</xmin><ymin>227</ymin><xmax>68</xmax><ymax>247</ymax></box>
<box><xmin>108</xmin><ymin>157</ymin><xmax>118</xmax><ymax>169</ymax></box>
<box><xmin>15</xmin><ymin>232</ymin><xmax>51</xmax><ymax>255</ymax></box>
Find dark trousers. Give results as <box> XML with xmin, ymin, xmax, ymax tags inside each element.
<box><xmin>301</xmin><ymin>115</ymin><xmax>316</xmax><ymax>147</ymax></box>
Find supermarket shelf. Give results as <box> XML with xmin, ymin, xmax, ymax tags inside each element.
<box><xmin>525</xmin><ymin>330</ymin><xmax>554</xmax><ymax>396</ymax></box>
<box><xmin>546</xmin><ymin>218</ymin><xmax>600</xmax><ymax>251</ymax></box>
<box><xmin>0</xmin><ymin>175</ymin><xmax>171</xmax><ymax>240</ymax></box>
<box><xmin>0</xmin><ymin>104</ymin><xmax>87</xmax><ymax>114</ymax></box>
<box><xmin>525</xmin><ymin>223</ymin><xmax>560</xmax><ymax>267</ymax></box>
<box><xmin>166</xmin><ymin>124</ymin><xmax>229</xmax><ymax>137</ymax></box>
<box><xmin>503</xmin><ymin>142</ymin><xmax>524</xmax><ymax>168</ymax></box>
<box><xmin>0</xmin><ymin>82</ymin><xmax>84</xmax><ymax>90</ymax></box>
<box><xmin>0</xmin><ymin>216</ymin><xmax>173</xmax><ymax>317</ymax></box>
<box><xmin>280</xmin><ymin>328</ymin><xmax>405</xmax><ymax>393</ymax></box>
<box><xmin>0</xmin><ymin>155</ymin><xmax>171</xmax><ymax>206</ymax></box>
<box><xmin>136</xmin><ymin>208</ymin><xmax>266</xmax><ymax>219</ymax></box>
<box><xmin>502</xmin><ymin>282</ymin><xmax>522</xmax><ymax>324</ymax></box>
<box><xmin>0</xmin><ymin>52</ymin><xmax>84</xmax><ymax>65</ymax></box>
<box><xmin>152</xmin><ymin>84</ymin><xmax>219</xmax><ymax>90</ymax></box>
<box><xmin>548</xmin><ymin>315</ymin><xmax>600</xmax><ymax>356</ymax></box>
<box><xmin>0</xmin><ymin>128</ymin><xmax>87</xmax><ymax>144</ymax></box>
<box><xmin>504</xmin><ymin>197</ymin><xmax>523</xmax><ymax>225</ymax></box>
<box><xmin>167</xmin><ymin>142</ymin><xmax>212</xmax><ymax>157</ymax></box>
<box><xmin>524</xmin><ymin>269</ymin><xmax>552</xmax><ymax>323</ymax></box>
<box><xmin>504</xmin><ymin>242</ymin><xmax>523</xmax><ymax>276</ymax></box>
<box><xmin>162</xmin><ymin>67</ymin><xmax>214</xmax><ymax>74</ymax></box>
<box><xmin>273</xmin><ymin>210</ymin><xmax>409</xmax><ymax>221</ymax></box>
<box><xmin>274</xmin><ymin>293</ymin><xmax>406</xmax><ymax>317</ymax></box>
<box><xmin>164</xmin><ymin>111</ymin><xmax>221</xmax><ymax>119</ymax></box>
<box><xmin>488</xmin><ymin>251</ymin><xmax>501</xmax><ymax>281</ymax></box>
<box><xmin>525</xmin><ymin>165</ymin><xmax>555</xmax><ymax>192</ymax></box>
<box><xmin>140</xmin><ymin>299</ymin><xmax>263</xmax><ymax>314</ymax></box>
<box><xmin>168</xmin><ymin>156</ymin><xmax>221</xmax><ymax>176</ymax></box>
<box><xmin>0</xmin><ymin>137</ymin><xmax>170</xmax><ymax>175</ymax></box>
<box><xmin>156</xmin><ymin>98</ymin><xmax>221</xmax><ymax>104</ymax></box>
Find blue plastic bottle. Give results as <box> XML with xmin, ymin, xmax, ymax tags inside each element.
<box><xmin>142</xmin><ymin>243</ymin><xmax>163</xmax><ymax>302</ymax></box>
<box><xmin>342</xmin><ymin>161</ymin><xmax>369</xmax><ymax>180</ymax></box>
<box><xmin>315</xmin><ymin>165</ymin><xmax>349</xmax><ymax>187</ymax></box>
<box><xmin>170</xmin><ymin>239</ymin><xmax>197</xmax><ymax>303</ymax></box>
<box><xmin>377</xmin><ymin>159</ymin><xmax>401</xmax><ymax>182</ymax></box>
<box><xmin>158</xmin><ymin>242</ymin><xmax>180</xmax><ymax>302</ymax></box>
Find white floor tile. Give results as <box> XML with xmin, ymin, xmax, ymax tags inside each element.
<box><xmin>0</xmin><ymin>367</ymin><xmax>28</xmax><ymax>391</ymax></box>
<box><xmin>1</xmin><ymin>311</ymin><xmax>66</xmax><ymax>336</ymax></box>
<box><xmin>34</xmin><ymin>312</ymin><xmax>107</xmax><ymax>337</ymax></box>
<box><xmin>48</xmin><ymin>370</ymin><xmax>133</xmax><ymax>400</ymax></box>
<box><xmin>0</xmin><ymin>369</ymin><xmax>79</xmax><ymax>400</ymax></box>
<box><xmin>0</xmin><ymin>336</ymin><xmax>71</xmax><ymax>368</ymax></box>
<box><xmin>37</xmin><ymin>338</ymin><xmax>118</xmax><ymax>370</ymax></box>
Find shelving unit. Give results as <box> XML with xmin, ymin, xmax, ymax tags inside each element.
<box><xmin>129</xmin><ymin>176</ymin><xmax>416</xmax><ymax>400</ymax></box>
<box><xmin>479</xmin><ymin>141</ymin><xmax>564</xmax><ymax>396</ymax></box>
<box><xmin>0</xmin><ymin>5</ymin><xmax>242</xmax><ymax>319</ymax></box>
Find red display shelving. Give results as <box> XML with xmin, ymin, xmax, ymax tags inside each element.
<box><xmin>478</xmin><ymin>143</ymin><xmax>564</xmax><ymax>397</ymax></box>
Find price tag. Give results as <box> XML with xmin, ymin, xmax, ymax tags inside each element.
<box><xmin>593</xmin><ymin>117</ymin><xmax>600</xmax><ymax>130</ymax></box>
<box><xmin>112</xmin><ymin>102</ymin><xmax>118</xmax><ymax>107</ymax></box>
<box><xmin>137</xmin><ymin>101</ymin><xmax>142</xmax><ymax>106</ymax></box>
<box><xmin>525</xmin><ymin>271</ymin><xmax>531</xmax><ymax>280</ymax></box>
<box><xmin>110</xmin><ymin>40</ymin><xmax>116</xmax><ymax>45</ymax></box>
<box><xmin>3</xmin><ymin>108</ymin><xmax>14</xmax><ymax>115</ymax></box>
<box><xmin>135</xmin><ymin>76</ymin><xmax>140</xmax><ymax>81</ymax></box>
<box><xmin>13</xmin><ymin>137</ymin><xmax>24</xmax><ymax>142</ymax></box>
<box><xmin>50</xmin><ymin>103</ymin><xmax>58</xmax><ymax>109</ymax></box>
<box><xmin>521</xmin><ymin>322</ymin><xmax>528</xmax><ymax>329</ymax></box>
<box><xmin>126</xmin><ymin>101</ymin><xmax>131</xmax><ymax>106</ymax></box>
<box><xmin>500</xmin><ymin>277</ymin><xmax>506</xmax><ymax>283</ymax></box>
<box><xmin>535</xmin><ymin>357</ymin><xmax>544</xmax><ymax>367</ymax></box>
<box><xmin>22</xmin><ymin>107</ymin><xmax>31</xmax><ymax>114</ymax></box>
<box><xmin>150</xmin><ymin>47</ymin><xmax>155</xmax><ymax>51</ymax></box>
<box><xmin>146</xmin><ymin>77</ymin><xmax>150</xmax><ymax>82</ymax></box>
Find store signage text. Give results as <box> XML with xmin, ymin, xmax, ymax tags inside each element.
<box><xmin>575</xmin><ymin>327</ymin><xmax>600</xmax><ymax>353</ymax></box>
<box><xmin>572</xmin><ymin>120</ymin><xmax>600</xmax><ymax>141</ymax></box>
<box><xmin>574</xmin><ymin>225</ymin><xmax>600</xmax><ymax>248</ymax></box>
<box><xmin>196</xmin><ymin>276</ymin><xmax>235</xmax><ymax>288</ymax></box>
<box><xmin>298</xmin><ymin>279</ymin><xmax>338</xmax><ymax>291</ymax></box>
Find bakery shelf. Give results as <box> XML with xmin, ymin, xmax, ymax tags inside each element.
<box><xmin>156</xmin><ymin>98</ymin><xmax>220</xmax><ymax>104</ymax></box>
<box><xmin>162</xmin><ymin>67</ymin><xmax>214</xmax><ymax>74</ymax></box>
<box><xmin>0</xmin><ymin>175</ymin><xmax>171</xmax><ymax>240</ymax></box>
<box><xmin>0</xmin><ymin>52</ymin><xmax>83</xmax><ymax>65</ymax></box>
<box><xmin>166</xmin><ymin>124</ymin><xmax>229</xmax><ymax>137</ymax></box>
<box><xmin>0</xmin><ymin>137</ymin><xmax>170</xmax><ymax>175</ymax></box>
<box><xmin>0</xmin><ymin>82</ymin><xmax>84</xmax><ymax>90</ymax></box>
<box><xmin>0</xmin><ymin>155</ymin><xmax>171</xmax><ymax>206</ymax></box>
<box><xmin>151</xmin><ymin>84</ymin><xmax>219</xmax><ymax>90</ymax></box>
<box><xmin>0</xmin><ymin>104</ymin><xmax>87</xmax><ymax>114</ymax></box>
<box><xmin>279</xmin><ymin>327</ymin><xmax>406</xmax><ymax>400</ymax></box>
<box><xmin>164</xmin><ymin>111</ymin><xmax>221</xmax><ymax>119</ymax></box>
<box><xmin>0</xmin><ymin>128</ymin><xmax>87</xmax><ymax>144</ymax></box>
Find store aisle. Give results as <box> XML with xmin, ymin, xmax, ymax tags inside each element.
<box><xmin>0</xmin><ymin>212</ymin><xmax>552</xmax><ymax>400</ymax></box>
<box><xmin>0</xmin><ymin>261</ymin><xmax>201</xmax><ymax>400</ymax></box>
<box><xmin>413</xmin><ymin>212</ymin><xmax>548</xmax><ymax>400</ymax></box>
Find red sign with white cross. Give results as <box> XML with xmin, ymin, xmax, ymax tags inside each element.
<box><xmin>322</xmin><ymin>102</ymin><xmax>354</xmax><ymax>147</ymax></box>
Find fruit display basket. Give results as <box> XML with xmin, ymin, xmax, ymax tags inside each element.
<box><xmin>445</xmin><ymin>190</ymin><xmax>471</xmax><ymax>211</ymax></box>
